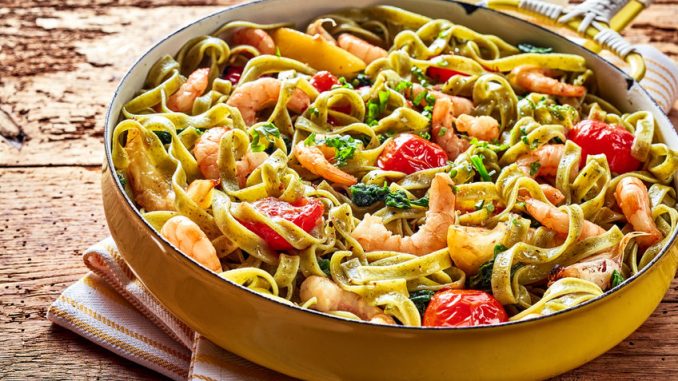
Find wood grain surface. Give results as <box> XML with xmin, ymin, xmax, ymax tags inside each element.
<box><xmin>1</xmin><ymin>1</ymin><xmax>676</xmax><ymax>380</ymax></box>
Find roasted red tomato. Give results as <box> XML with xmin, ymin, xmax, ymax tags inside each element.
<box><xmin>223</xmin><ymin>66</ymin><xmax>243</xmax><ymax>85</ymax></box>
<box><xmin>423</xmin><ymin>289</ymin><xmax>508</xmax><ymax>327</ymax></box>
<box><xmin>310</xmin><ymin>71</ymin><xmax>340</xmax><ymax>93</ymax></box>
<box><xmin>568</xmin><ymin>119</ymin><xmax>641</xmax><ymax>174</ymax></box>
<box><xmin>377</xmin><ymin>133</ymin><xmax>448</xmax><ymax>174</ymax></box>
<box><xmin>426</xmin><ymin>67</ymin><xmax>467</xmax><ymax>83</ymax></box>
<box><xmin>238</xmin><ymin>197</ymin><xmax>324</xmax><ymax>251</ymax></box>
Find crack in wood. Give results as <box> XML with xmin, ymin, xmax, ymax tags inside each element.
<box><xmin>0</xmin><ymin>109</ymin><xmax>27</xmax><ymax>150</ymax></box>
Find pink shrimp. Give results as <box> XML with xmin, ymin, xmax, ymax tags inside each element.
<box><xmin>193</xmin><ymin>126</ymin><xmax>268</xmax><ymax>187</ymax></box>
<box><xmin>430</xmin><ymin>96</ymin><xmax>469</xmax><ymax>160</ymax></box>
<box><xmin>516</xmin><ymin>144</ymin><xmax>572</xmax><ymax>178</ymax></box>
<box><xmin>549</xmin><ymin>258</ymin><xmax>620</xmax><ymax>291</ymax></box>
<box><xmin>226</xmin><ymin>77</ymin><xmax>310</xmax><ymax>125</ymax></box>
<box><xmin>614</xmin><ymin>177</ymin><xmax>662</xmax><ymax>247</ymax></box>
<box><xmin>525</xmin><ymin>198</ymin><xmax>605</xmax><ymax>240</ymax></box>
<box><xmin>294</xmin><ymin>141</ymin><xmax>357</xmax><ymax>186</ymax></box>
<box><xmin>167</xmin><ymin>68</ymin><xmax>210</xmax><ymax>114</ymax></box>
<box><xmin>351</xmin><ymin>173</ymin><xmax>456</xmax><ymax>255</ymax></box>
<box><xmin>337</xmin><ymin>33</ymin><xmax>388</xmax><ymax>64</ymax></box>
<box><xmin>230</xmin><ymin>27</ymin><xmax>276</xmax><ymax>55</ymax></box>
<box><xmin>300</xmin><ymin>276</ymin><xmax>395</xmax><ymax>325</ymax></box>
<box><xmin>510</xmin><ymin>65</ymin><xmax>586</xmax><ymax>98</ymax></box>
<box><xmin>306</xmin><ymin>18</ymin><xmax>337</xmax><ymax>44</ymax></box>
<box><xmin>455</xmin><ymin>114</ymin><xmax>500</xmax><ymax>142</ymax></box>
<box><xmin>160</xmin><ymin>216</ymin><xmax>222</xmax><ymax>272</ymax></box>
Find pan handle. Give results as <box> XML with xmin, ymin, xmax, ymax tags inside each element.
<box><xmin>482</xmin><ymin>0</ymin><xmax>649</xmax><ymax>81</ymax></box>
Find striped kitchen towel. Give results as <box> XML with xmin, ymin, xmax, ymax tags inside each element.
<box><xmin>47</xmin><ymin>237</ymin><xmax>295</xmax><ymax>381</ymax></box>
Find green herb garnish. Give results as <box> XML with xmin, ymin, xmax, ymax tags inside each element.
<box><xmin>470</xmin><ymin>154</ymin><xmax>492</xmax><ymax>181</ymax></box>
<box><xmin>518</xmin><ymin>43</ymin><xmax>553</xmax><ymax>54</ymax></box>
<box><xmin>153</xmin><ymin>131</ymin><xmax>172</xmax><ymax>145</ymax></box>
<box><xmin>352</xmin><ymin>73</ymin><xmax>372</xmax><ymax>87</ymax></box>
<box><xmin>349</xmin><ymin>183</ymin><xmax>389</xmax><ymax>207</ymax></box>
<box><xmin>249</xmin><ymin>122</ymin><xmax>280</xmax><ymax>152</ymax></box>
<box><xmin>611</xmin><ymin>269</ymin><xmax>625</xmax><ymax>288</ymax></box>
<box><xmin>410</xmin><ymin>289</ymin><xmax>436</xmax><ymax>316</ymax></box>
<box><xmin>321</xmin><ymin>135</ymin><xmax>360</xmax><ymax>166</ymax></box>
<box><xmin>318</xmin><ymin>258</ymin><xmax>331</xmax><ymax>276</ymax></box>
<box><xmin>529</xmin><ymin>161</ymin><xmax>541</xmax><ymax>176</ymax></box>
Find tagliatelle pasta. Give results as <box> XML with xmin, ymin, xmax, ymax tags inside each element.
<box><xmin>112</xmin><ymin>5</ymin><xmax>678</xmax><ymax>327</ymax></box>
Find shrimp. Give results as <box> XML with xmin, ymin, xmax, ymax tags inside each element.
<box><xmin>447</xmin><ymin>222</ymin><xmax>509</xmax><ymax>274</ymax></box>
<box><xmin>226</xmin><ymin>77</ymin><xmax>310</xmax><ymax>125</ymax></box>
<box><xmin>300</xmin><ymin>276</ymin><xmax>395</xmax><ymax>325</ymax></box>
<box><xmin>614</xmin><ymin>177</ymin><xmax>662</xmax><ymax>247</ymax></box>
<box><xmin>230</xmin><ymin>27</ymin><xmax>276</xmax><ymax>55</ymax></box>
<box><xmin>548</xmin><ymin>258</ymin><xmax>620</xmax><ymax>290</ymax></box>
<box><xmin>167</xmin><ymin>68</ymin><xmax>210</xmax><ymax>114</ymax></box>
<box><xmin>293</xmin><ymin>141</ymin><xmax>357</xmax><ymax>186</ymax></box>
<box><xmin>455</xmin><ymin>114</ymin><xmax>500</xmax><ymax>141</ymax></box>
<box><xmin>236</xmin><ymin>151</ymin><xmax>268</xmax><ymax>188</ymax></box>
<box><xmin>431</xmin><ymin>96</ymin><xmax>470</xmax><ymax>160</ymax></box>
<box><xmin>160</xmin><ymin>216</ymin><xmax>222</xmax><ymax>272</ymax></box>
<box><xmin>306</xmin><ymin>18</ymin><xmax>336</xmax><ymax>44</ymax></box>
<box><xmin>337</xmin><ymin>33</ymin><xmax>387</xmax><ymax>64</ymax></box>
<box><xmin>525</xmin><ymin>198</ymin><xmax>605</xmax><ymax>240</ymax></box>
<box><xmin>509</xmin><ymin>65</ymin><xmax>586</xmax><ymax>98</ymax></box>
<box><xmin>351</xmin><ymin>173</ymin><xmax>456</xmax><ymax>255</ymax></box>
<box><xmin>518</xmin><ymin>184</ymin><xmax>565</xmax><ymax>206</ymax></box>
<box><xmin>193</xmin><ymin>126</ymin><xmax>268</xmax><ymax>187</ymax></box>
<box><xmin>186</xmin><ymin>179</ymin><xmax>217</xmax><ymax>209</ymax></box>
<box><xmin>516</xmin><ymin>144</ymin><xmax>570</xmax><ymax>178</ymax></box>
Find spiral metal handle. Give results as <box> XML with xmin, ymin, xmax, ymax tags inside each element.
<box><xmin>482</xmin><ymin>0</ymin><xmax>651</xmax><ymax>81</ymax></box>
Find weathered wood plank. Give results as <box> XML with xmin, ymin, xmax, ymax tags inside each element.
<box><xmin>0</xmin><ymin>166</ymin><xmax>676</xmax><ymax>379</ymax></box>
<box><xmin>1</xmin><ymin>2</ymin><xmax>677</xmax><ymax>166</ymax></box>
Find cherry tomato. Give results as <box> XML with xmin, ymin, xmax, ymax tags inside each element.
<box><xmin>377</xmin><ymin>133</ymin><xmax>448</xmax><ymax>174</ymax></box>
<box><xmin>238</xmin><ymin>197</ymin><xmax>324</xmax><ymax>251</ymax></box>
<box><xmin>223</xmin><ymin>66</ymin><xmax>243</xmax><ymax>85</ymax></box>
<box><xmin>423</xmin><ymin>289</ymin><xmax>508</xmax><ymax>327</ymax></box>
<box><xmin>426</xmin><ymin>67</ymin><xmax>467</xmax><ymax>83</ymax></box>
<box><xmin>310</xmin><ymin>71</ymin><xmax>340</xmax><ymax>93</ymax></box>
<box><xmin>568</xmin><ymin>120</ymin><xmax>640</xmax><ymax>174</ymax></box>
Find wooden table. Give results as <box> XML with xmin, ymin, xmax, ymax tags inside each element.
<box><xmin>1</xmin><ymin>0</ymin><xmax>676</xmax><ymax>379</ymax></box>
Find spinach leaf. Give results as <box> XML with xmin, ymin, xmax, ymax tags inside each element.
<box><xmin>385</xmin><ymin>190</ymin><xmax>412</xmax><ymax>209</ymax></box>
<box><xmin>518</xmin><ymin>43</ymin><xmax>553</xmax><ymax>54</ymax></box>
<box><xmin>349</xmin><ymin>183</ymin><xmax>389</xmax><ymax>207</ymax></box>
<box><xmin>352</xmin><ymin>73</ymin><xmax>372</xmax><ymax>87</ymax></box>
<box><xmin>410</xmin><ymin>289</ymin><xmax>436</xmax><ymax>316</ymax></box>
<box><xmin>153</xmin><ymin>130</ymin><xmax>172</xmax><ymax>145</ymax></box>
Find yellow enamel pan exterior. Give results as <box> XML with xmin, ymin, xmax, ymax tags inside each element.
<box><xmin>102</xmin><ymin>1</ymin><xmax>678</xmax><ymax>379</ymax></box>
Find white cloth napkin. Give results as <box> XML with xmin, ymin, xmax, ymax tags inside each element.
<box><xmin>46</xmin><ymin>36</ymin><xmax>678</xmax><ymax>381</ymax></box>
<box><xmin>47</xmin><ymin>238</ymin><xmax>294</xmax><ymax>381</ymax></box>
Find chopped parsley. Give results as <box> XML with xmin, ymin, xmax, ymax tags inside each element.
<box><xmin>438</xmin><ymin>127</ymin><xmax>448</xmax><ymax>137</ymax></box>
<box><xmin>304</xmin><ymin>133</ymin><xmax>359</xmax><ymax>166</ymax></box>
<box><xmin>338</xmin><ymin>76</ymin><xmax>354</xmax><ymax>89</ymax></box>
<box><xmin>517</xmin><ymin>43</ymin><xmax>553</xmax><ymax>54</ymax></box>
<box><xmin>470</xmin><ymin>154</ymin><xmax>492</xmax><ymax>181</ymax></box>
<box><xmin>275</xmin><ymin>47</ymin><xmax>281</xmax><ymax>57</ymax></box>
<box><xmin>308</xmin><ymin>106</ymin><xmax>320</xmax><ymax>117</ymax></box>
<box><xmin>410</xmin><ymin>289</ymin><xmax>436</xmax><ymax>316</ymax></box>
<box><xmin>411</xmin><ymin>66</ymin><xmax>429</xmax><ymax>86</ymax></box>
<box><xmin>611</xmin><ymin>269</ymin><xmax>625</xmax><ymax>288</ymax></box>
<box><xmin>395</xmin><ymin>80</ymin><xmax>413</xmax><ymax>93</ymax></box>
<box><xmin>529</xmin><ymin>161</ymin><xmax>541</xmax><ymax>176</ymax></box>
<box><xmin>417</xmin><ymin>131</ymin><xmax>431</xmax><ymax>140</ymax></box>
<box><xmin>249</xmin><ymin>122</ymin><xmax>280</xmax><ymax>152</ymax></box>
<box><xmin>365</xmin><ymin>90</ymin><xmax>391</xmax><ymax>126</ymax></box>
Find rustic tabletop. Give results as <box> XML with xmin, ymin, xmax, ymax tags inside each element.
<box><xmin>1</xmin><ymin>0</ymin><xmax>677</xmax><ymax>379</ymax></box>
